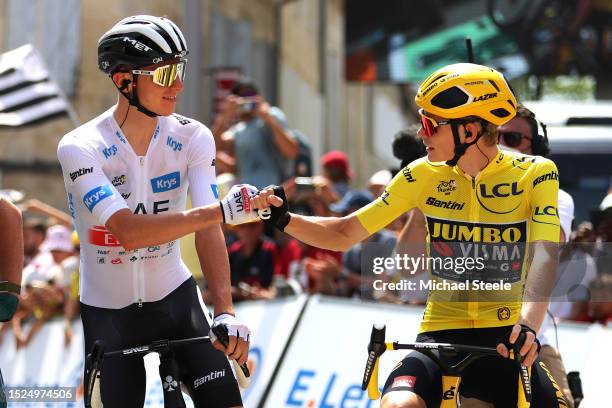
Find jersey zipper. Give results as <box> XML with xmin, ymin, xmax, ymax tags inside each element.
<box><xmin>468</xmin><ymin>175</ymin><xmax>479</xmax><ymax>328</ymax></box>
<box><xmin>137</xmin><ymin>156</ymin><xmax>147</xmax><ymax>307</ymax></box>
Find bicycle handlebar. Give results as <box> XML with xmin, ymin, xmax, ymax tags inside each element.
<box><xmin>85</xmin><ymin>334</ymin><xmax>251</xmax><ymax>408</ymax></box>
<box><xmin>362</xmin><ymin>324</ymin><xmax>533</xmax><ymax>406</ymax></box>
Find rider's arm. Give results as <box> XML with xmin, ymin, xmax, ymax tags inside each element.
<box><xmin>105</xmin><ymin>207</ymin><xmax>222</xmax><ymax>251</ymax></box>
<box><xmin>0</xmin><ymin>198</ymin><xmax>23</xmax><ymax>285</ymax></box>
<box><xmin>188</xmin><ymin>128</ymin><xmax>235</xmax><ymax>316</ymax></box>
<box><xmin>520</xmin><ymin>158</ymin><xmax>561</xmax><ymax>331</ymax></box>
<box><xmin>519</xmin><ymin>240</ymin><xmax>558</xmax><ymax>331</ymax></box>
<box><xmin>257</xmin><ymin>165</ymin><xmax>419</xmax><ymax>251</ymax></box>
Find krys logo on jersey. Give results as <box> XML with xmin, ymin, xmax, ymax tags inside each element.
<box><xmin>151</xmin><ymin>172</ymin><xmax>181</xmax><ymax>193</ymax></box>
<box><xmin>285</xmin><ymin>368</ymin><xmax>378</xmax><ymax>408</ymax></box>
<box><xmin>83</xmin><ymin>185</ymin><xmax>114</xmax><ymax>212</ymax></box>
<box><xmin>426</xmin><ymin>217</ymin><xmax>527</xmax><ymax>283</ymax></box>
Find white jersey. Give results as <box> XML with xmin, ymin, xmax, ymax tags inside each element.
<box><xmin>57</xmin><ymin>108</ymin><xmax>218</xmax><ymax>308</ymax></box>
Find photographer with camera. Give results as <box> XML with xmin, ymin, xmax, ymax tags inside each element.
<box><xmin>212</xmin><ymin>78</ymin><xmax>298</xmax><ymax>189</ymax></box>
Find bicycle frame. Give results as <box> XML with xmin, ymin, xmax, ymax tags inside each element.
<box><xmin>362</xmin><ymin>324</ymin><xmax>532</xmax><ymax>408</ymax></box>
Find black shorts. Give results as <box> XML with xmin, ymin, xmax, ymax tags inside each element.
<box><xmin>81</xmin><ymin>277</ymin><xmax>242</xmax><ymax>408</ymax></box>
<box><xmin>382</xmin><ymin>326</ymin><xmax>568</xmax><ymax>408</ymax></box>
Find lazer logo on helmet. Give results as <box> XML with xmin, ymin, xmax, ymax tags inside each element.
<box><xmin>474</xmin><ymin>92</ymin><xmax>498</xmax><ymax>102</ymax></box>
<box><xmin>122</xmin><ymin>37</ymin><xmax>152</xmax><ymax>52</ymax></box>
<box><xmin>479</xmin><ymin>182</ymin><xmax>523</xmax><ymax>198</ymax></box>
<box><xmin>151</xmin><ymin>172</ymin><xmax>180</xmax><ymax>193</ymax></box>
<box><xmin>83</xmin><ymin>185</ymin><xmax>113</xmax><ymax>212</ymax></box>
<box><xmin>166</xmin><ymin>136</ymin><xmax>182</xmax><ymax>152</ymax></box>
<box><xmin>102</xmin><ymin>145</ymin><xmax>118</xmax><ymax>159</ymax></box>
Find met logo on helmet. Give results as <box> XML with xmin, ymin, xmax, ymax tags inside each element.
<box><xmin>151</xmin><ymin>172</ymin><xmax>180</xmax><ymax>193</ymax></box>
<box><xmin>83</xmin><ymin>185</ymin><xmax>113</xmax><ymax>212</ymax></box>
<box><xmin>122</xmin><ymin>37</ymin><xmax>152</xmax><ymax>52</ymax></box>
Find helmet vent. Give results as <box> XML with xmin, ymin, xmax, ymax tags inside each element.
<box><xmin>431</xmin><ymin>87</ymin><xmax>469</xmax><ymax>109</ymax></box>
<box><xmin>491</xmin><ymin>108</ymin><xmax>511</xmax><ymax>118</ymax></box>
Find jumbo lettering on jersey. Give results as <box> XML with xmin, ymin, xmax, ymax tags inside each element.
<box><xmin>427</xmin><ymin>216</ymin><xmax>527</xmax><ymax>283</ymax></box>
<box><xmin>83</xmin><ymin>185</ymin><xmax>113</xmax><ymax>211</ymax></box>
<box><xmin>151</xmin><ymin>172</ymin><xmax>180</xmax><ymax>193</ymax></box>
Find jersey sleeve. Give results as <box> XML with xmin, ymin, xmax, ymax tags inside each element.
<box><xmin>57</xmin><ymin>140</ymin><xmax>128</xmax><ymax>225</ymax></box>
<box><xmin>355</xmin><ymin>165</ymin><xmax>420</xmax><ymax>234</ymax></box>
<box><xmin>187</xmin><ymin>126</ymin><xmax>219</xmax><ymax>207</ymax></box>
<box><xmin>530</xmin><ymin>158</ymin><xmax>561</xmax><ymax>242</ymax></box>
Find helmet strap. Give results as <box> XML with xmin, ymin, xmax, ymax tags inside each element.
<box><xmin>113</xmin><ymin>74</ymin><xmax>159</xmax><ymax>118</ymax></box>
<box><xmin>445</xmin><ymin>121</ymin><xmax>483</xmax><ymax>166</ymax></box>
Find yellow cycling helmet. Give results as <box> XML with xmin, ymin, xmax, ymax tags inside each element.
<box><xmin>415</xmin><ymin>63</ymin><xmax>517</xmax><ymax>126</ymax></box>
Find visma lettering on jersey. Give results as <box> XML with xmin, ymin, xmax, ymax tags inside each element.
<box><xmin>151</xmin><ymin>172</ymin><xmax>180</xmax><ymax>193</ymax></box>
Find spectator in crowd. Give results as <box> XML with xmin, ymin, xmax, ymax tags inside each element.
<box><xmin>391</xmin><ymin>124</ymin><xmax>426</xmax><ymax>169</ymax></box>
<box><xmin>0</xmin><ymin>198</ymin><xmax>23</xmax><ymax>403</ymax></box>
<box><xmin>11</xmin><ymin>224</ymin><xmax>74</xmax><ymax>348</ymax></box>
<box><xmin>317</xmin><ymin>150</ymin><xmax>353</xmax><ymax>203</ymax></box>
<box><xmin>368</xmin><ymin>169</ymin><xmax>392</xmax><ymax>198</ymax></box>
<box><xmin>382</xmin><ymin>125</ymin><xmax>428</xmax><ymax>304</ymax></box>
<box><xmin>585</xmin><ymin>273</ymin><xmax>612</xmax><ymax>325</ymax></box>
<box><xmin>211</xmin><ymin>78</ymin><xmax>298</xmax><ymax>188</ymax></box>
<box><xmin>22</xmin><ymin>218</ymin><xmax>47</xmax><ymax>267</ymax></box>
<box><xmin>62</xmin><ymin>231</ymin><xmax>81</xmax><ymax>347</ymax></box>
<box><xmin>593</xmin><ymin>189</ymin><xmax>612</xmax><ymax>275</ymax></box>
<box><xmin>228</xmin><ymin>221</ymin><xmax>279</xmax><ymax>301</ymax></box>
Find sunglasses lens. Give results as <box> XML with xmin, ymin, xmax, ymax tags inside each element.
<box><xmin>153</xmin><ymin>62</ymin><xmax>185</xmax><ymax>87</ymax></box>
<box><xmin>420</xmin><ymin>116</ymin><xmax>435</xmax><ymax>137</ymax></box>
<box><xmin>501</xmin><ymin>132</ymin><xmax>522</xmax><ymax>147</ymax></box>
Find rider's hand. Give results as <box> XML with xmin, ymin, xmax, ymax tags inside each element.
<box><xmin>220</xmin><ymin>184</ymin><xmax>260</xmax><ymax>225</ymax></box>
<box><xmin>209</xmin><ymin>313</ymin><xmax>251</xmax><ymax>366</ymax></box>
<box><xmin>251</xmin><ymin>185</ymin><xmax>291</xmax><ymax>231</ymax></box>
<box><xmin>496</xmin><ymin>323</ymin><xmax>541</xmax><ymax>367</ymax></box>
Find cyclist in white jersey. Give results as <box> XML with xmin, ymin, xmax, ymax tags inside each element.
<box><xmin>57</xmin><ymin>15</ymin><xmax>261</xmax><ymax>407</ymax></box>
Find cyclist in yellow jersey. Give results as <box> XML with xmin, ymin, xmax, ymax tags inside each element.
<box><xmin>252</xmin><ymin>63</ymin><xmax>566</xmax><ymax>407</ymax></box>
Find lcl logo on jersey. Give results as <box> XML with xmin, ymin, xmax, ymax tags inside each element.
<box><xmin>151</xmin><ymin>172</ymin><xmax>180</xmax><ymax>193</ymax></box>
<box><xmin>479</xmin><ymin>182</ymin><xmax>523</xmax><ymax>198</ymax></box>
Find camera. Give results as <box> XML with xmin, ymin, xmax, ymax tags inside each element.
<box><xmin>240</xmin><ymin>99</ymin><xmax>258</xmax><ymax>114</ymax></box>
<box><xmin>294</xmin><ymin>177</ymin><xmax>316</xmax><ymax>192</ymax></box>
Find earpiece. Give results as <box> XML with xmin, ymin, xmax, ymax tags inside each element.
<box><xmin>119</xmin><ymin>79</ymin><xmax>132</xmax><ymax>91</ymax></box>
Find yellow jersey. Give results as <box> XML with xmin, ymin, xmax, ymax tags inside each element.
<box><xmin>356</xmin><ymin>149</ymin><xmax>560</xmax><ymax>333</ymax></box>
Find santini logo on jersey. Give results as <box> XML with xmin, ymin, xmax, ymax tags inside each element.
<box><xmin>69</xmin><ymin>167</ymin><xmax>93</xmax><ymax>182</ymax></box>
<box><xmin>83</xmin><ymin>185</ymin><xmax>113</xmax><ymax>212</ymax></box>
<box><xmin>151</xmin><ymin>172</ymin><xmax>180</xmax><ymax>193</ymax></box>
<box><xmin>426</xmin><ymin>196</ymin><xmax>465</xmax><ymax>211</ymax></box>
<box><xmin>533</xmin><ymin>171</ymin><xmax>559</xmax><ymax>188</ymax></box>
<box><xmin>166</xmin><ymin>136</ymin><xmax>183</xmax><ymax>152</ymax></box>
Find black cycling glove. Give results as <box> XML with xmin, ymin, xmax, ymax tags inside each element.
<box><xmin>257</xmin><ymin>185</ymin><xmax>291</xmax><ymax>231</ymax></box>
<box><xmin>498</xmin><ymin>324</ymin><xmax>541</xmax><ymax>358</ymax></box>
